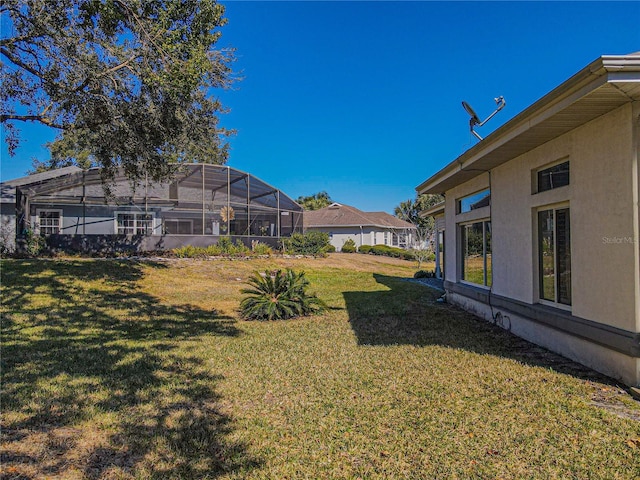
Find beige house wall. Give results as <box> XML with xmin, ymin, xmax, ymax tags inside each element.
<box><xmin>306</xmin><ymin>226</ymin><xmax>409</xmax><ymax>251</ymax></box>
<box><xmin>441</xmin><ymin>103</ymin><xmax>640</xmax><ymax>385</ymax></box>
<box><xmin>633</xmin><ymin>101</ymin><xmax>640</xmax><ymax>337</ymax></box>
<box><xmin>446</xmin><ymin>104</ymin><xmax>638</xmax><ymax>330</ymax></box>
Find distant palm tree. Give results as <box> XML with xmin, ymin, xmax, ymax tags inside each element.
<box><xmin>296</xmin><ymin>191</ymin><xmax>333</xmax><ymax>210</ymax></box>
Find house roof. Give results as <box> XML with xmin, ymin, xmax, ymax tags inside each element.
<box><xmin>416</xmin><ymin>52</ymin><xmax>640</xmax><ymax>195</ymax></box>
<box><xmin>0</xmin><ymin>164</ymin><xmax>302</xmax><ymax>211</ymax></box>
<box><xmin>303</xmin><ymin>203</ymin><xmax>415</xmax><ymax>229</ymax></box>
<box><xmin>1</xmin><ymin>166</ymin><xmax>82</xmax><ymax>204</ymax></box>
<box><xmin>420</xmin><ymin>201</ymin><xmax>445</xmax><ymax>218</ymax></box>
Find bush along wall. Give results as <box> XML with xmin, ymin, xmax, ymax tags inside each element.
<box><xmin>280</xmin><ymin>231</ymin><xmax>331</xmax><ymax>256</ymax></box>
<box><xmin>172</xmin><ymin>237</ymin><xmax>271</xmax><ymax>258</ymax></box>
<box><xmin>341</xmin><ymin>238</ymin><xmax>357</xmax><ymax>253</ymax></box>
<box><xmin>358</xmin><ymin>244</ymin><xmax>416</xmax><ymax>261</ymax></box>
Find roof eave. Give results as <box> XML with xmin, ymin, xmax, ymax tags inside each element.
<box><xmin>416</xmin><ymin>54</ymin><xmax>640</xmax><ymax>195</ymax></box>
<box><xmin>305</xmin><ymin>223</ymin><xmax>416</xmax><ymax>229</ymax></box>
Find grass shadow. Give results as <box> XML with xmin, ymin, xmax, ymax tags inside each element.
<box><xmin>344</xmin><ymin>273</ymin><xmax>620</xmax><ymax>385</ymax></box>
<box><xmin>1</xmin><ymin>259</ymin><xmax>261</xmax><ymax>478</ymax></box>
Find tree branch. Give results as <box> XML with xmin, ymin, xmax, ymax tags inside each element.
<box><xmin>0</xmin><ymin>113</ymin><xmax>65</xmax><ymax>129</ymax></box>
<box><xmin>0</xmin><ymin>46</ymin><xmax>45</xmax><ymax>81</ymax></box>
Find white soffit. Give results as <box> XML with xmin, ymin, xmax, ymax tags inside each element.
<box><xmin>417</xmin><ymin>54</ymin><xmax>640</xmax><ymax>195</ymax></box>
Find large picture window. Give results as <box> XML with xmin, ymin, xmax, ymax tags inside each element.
<box><xmin>461</xmin><ymin>221</ymin><xmax>491</xmax><ymax>287</ymax></box>
<box><xmin>538</xmin><ymin>207</ymin><xmax>571</xmax><ymax>305</ymax></box>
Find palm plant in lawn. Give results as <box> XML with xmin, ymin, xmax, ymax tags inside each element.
<box><xmin>240</xmin><ymin>269</ymin><xmax>326</xmax><ymax>321</ymax></box>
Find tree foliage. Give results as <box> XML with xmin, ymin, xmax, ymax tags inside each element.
<box><xmin>296</xmin><ymin>191</ymin><xmax>333</xmax><ymax>211</ymax></box>
<box><xmin>394</xmin><ymin>194</ymin><xmax>444</xmax><ymax>232</ymax></box>
<box><xmin>394</xmin><ymin>194</ymin><xmax>444</xmax><ymax>268</ymax></box>
<box><xmin>1</xmin><ymin>0</ymin><xmax>236</xmax><ymax>182</ymax></box>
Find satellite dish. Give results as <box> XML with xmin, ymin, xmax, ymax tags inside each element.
<box><xmin>462</xmin><ymin>101</ymin><xmax>480</xmax><ymax>125</ymax></box>
<box><xmin>461</xmin><ymin>96</ymin><xmax>506</xmax><ymax>141</ymax></box>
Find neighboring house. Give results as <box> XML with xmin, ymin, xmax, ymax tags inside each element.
<box><xmin>417</xmin><ymin>53</ymin><xmax>640</xmax><ymax>386</ymax></box>
<box><xmin>303</xmin><ymin>202</ymin><xmax>415</xmax><ymax>251</ymax></box>
<box><xmin>0</xmin><ymin>164</ymin><xmax>303</xmax><ymax>253</ymax></box>
<box><xmin>1</xmin><ymin>166</ymin><xmax>83</xmax><ymax>252</ymax></box>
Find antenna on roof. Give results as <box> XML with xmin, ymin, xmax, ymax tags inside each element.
<box><xmin>462</xmin><ymin>96</ymin><xmax>506</xmax><ymax>141</ymax></box>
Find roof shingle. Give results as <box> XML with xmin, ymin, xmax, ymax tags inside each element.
<box><xmin>303</xmin><ymin>203</ymin><xmax>415</xmax><ymax>229</ymax></box>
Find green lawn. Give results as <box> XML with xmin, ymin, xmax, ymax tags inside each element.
<box><xmin>1</xmin><ymin>255</ymin><xmax>639</xmax><ymax>479</ymax></box>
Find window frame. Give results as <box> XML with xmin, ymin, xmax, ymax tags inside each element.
<box><xmin>115</xmin><ymin>212</ymin><xmax>155</xmax><ymax>235</ymax></box>
<box><xmin>459</xmin><ymin>219</ymin><xmax>492</xmax><ymax>288</ymax></box>
<box><xmin>36</xmin><ymin>209</ymin><xmax>63</xmax><ymax>235</ymax></box>
<box><xmin>162</xmin><ymin>218</ymin><xmax>193</xmax><ymax>235</ymax></box>
<box><xmin>536</xmin><ymin>203</ymin><xmax>572</xmax><ymax>309</ymax></box>
<box><xmin>457</xmin><ymin>188</ymin><xmax>491</xmax><ymax>214</ymax></box>
<box><xmin>534</xmin><ymin>159</ymin><xmax>570</xmax><ymax>194</ymax></box>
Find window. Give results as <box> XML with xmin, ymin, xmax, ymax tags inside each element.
<box><xmin>538</xmin><ymin>207</ymin><xmax>571</xmax><ymax>305</ymax></box>
<box><xmin>37</xmin><ymin>210</ymin><xmax>61</xmax><ymax>235</ymax></box>
<box><xmin>384</xmin><ymin>231</ymin><xmax>389</xmax><ymax>245</ymax></box>
<box><xmin>164</xmin><ymin>219</ymin><xmax>193</xmax><ymax>234</ymax></box>
<box><xmin>461</xmin><ymin>221</ymin><xmax>491</xmax><ymax>287</ymax></box>
<box><xmin>392</xmin><ymin>232</ymin><xmax>407</xmax><ymax>248</ymax></box>
<box><xmin>537</xmin><ymin>161</ymin><xmax>569</xmax><ymax>193</ymax></box>
<box><xmin>458</xmin><ymin>189</ymin><xmax>491</xmax><ymax>214</ymax></box>
<box><xmin>116</xmin><ymin>213</ymin><xmax>153</xmax><ymax>235</ymax></box>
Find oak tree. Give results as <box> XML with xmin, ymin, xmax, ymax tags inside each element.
<box><xmin>1</xmin><ymin>0</ymin><xmax>236</xmax><ymax>182</ymax></box>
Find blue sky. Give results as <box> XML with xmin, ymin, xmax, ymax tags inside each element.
<box><xmin>1</xmin><ymin>1</ymin><xmax>639</xmax><ymax>212</ymax></box>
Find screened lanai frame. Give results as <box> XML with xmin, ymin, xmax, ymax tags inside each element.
<box><xmin>15</xmin><ymin>164</ymin><xmax>303</xmax><ymax>241</ymax></box>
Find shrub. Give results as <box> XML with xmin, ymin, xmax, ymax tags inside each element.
<box><xmin>414</xmin><ymin>269</ymin><xmax>436</xmax><ymax>279</ymax></box>
<box><xmin>173</xmin><ymin>245</ymin><xmax>202</xmax><ymax>258</ymax></box>
<box><xmin>204</xmin><ymin>244</ymin><xmax>223</xmax><ymax>256</ymax></box>
<box><xmin>341</xmin><ymin>238</ymin><xmax>356</xmax><ymax>253</ymax></box>
<box><xmin>233</xmin><ymin>239</ymin><xmax>251</xmax><ymax>255</ymax></box>
<box><xmin>400</xmin><ymin>250</ymin><xmax>416</xmax><ymax>261</ymax></box>
<box><xmin>324</xmin><ymin>244</ymin><xmax>336</xmax><ymax>253</ymax></box>
<box><xmin>172</xmin><ymin>240</ymin><xmax>251</xmax><ymax>258</ymax></box>
<box><xmin>358</xmin><ymin>244</ymin><xmax>371</xmax><ymax>254</ymax></box>
<box><xmin>218</xmin><ymin>236</ymin><xmax>234</xmax><ymax>253</ymax></box>
<box><xmin>251</xmin><ymin>240</ymin><xmax>273</xmax><ymax>256</ymax></box>
<box><xmin>281</xmin><ymin>231</ymin><xmax>330</xmax><ymax>256</ymax></box>
<box><xmin>15</xmin><ymin>230</ymin><xmax>47</xmax><ymax>257</ymax></box>
<box><xmin>240</xmin><ymin>269</ymin><xmax>326</xmax><ymax>321</ymax></box>
<box><xmin>366</xmin><ymin>244</ymin><xmax>416</xmax><ymax>261</ymax></box>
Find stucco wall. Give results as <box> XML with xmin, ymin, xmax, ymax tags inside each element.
<box><xmin>444</xmin><ymin>103</ymin><xmax>638</xmax><ymax>333</ymax></box>
<box><xmin>306</xmin><ymin>226</ymin><xmax>376</xmax><ymax>251</ymax></box>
